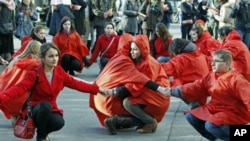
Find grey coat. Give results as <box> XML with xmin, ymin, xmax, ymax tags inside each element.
<box><xmin>140</xmin><ymin>0</ymin><xmax>163</xmax><ymax>30</ymax></box>
<box><xmin>90</xmin><ymin>0</ymin><xmax>117</xmax><ymax>28</ymax></box>
<box><xmin>123</xmin><ymin>0</ymin><xmax>141</xmax><ymax>35</ymax></box>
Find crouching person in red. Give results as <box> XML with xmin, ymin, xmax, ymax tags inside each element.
<box><xmin>166</xmin><ymin>49</ymin><xmax>250</xmax><ymax>141</ymax></box>
<box><xmin>0</xmin><ymin>43</ymin><xmax>109</xmax><ymax>141</ymax></box>
<box><xmin>90</xmin><ymin>34</ymin><xmax>170</xmax><ymax>135</ymax></box>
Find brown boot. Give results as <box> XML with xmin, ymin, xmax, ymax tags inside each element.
<box><xmin>104</xmin><ymin>116</ymin><xmax>133</xmax><ymax>135</ymax></box>
<box><xmin>136</xmin><ymin>119</ymin><xmax>158</xmax><ymax>133</ymax></box>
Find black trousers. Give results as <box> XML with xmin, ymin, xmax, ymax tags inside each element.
<box><xmin>32</xmin><ymin>102</ymin><xmax>64</xmax><ymax>140</ymax></box>
<box><xmin>61</xmin><ymin>54</ymin><xmax>81</xmax><ymax>74</ymax></box>
<box><xmin>181</xmin><ymin>23</ymin><xmax>192</xmax><ymax>40</ymax></box>
<box><xmin>99</xmin><ymin>57</ymin><xmax>110</xmax><ymax>73</ymax></box>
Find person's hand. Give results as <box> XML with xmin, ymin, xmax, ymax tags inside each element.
<box><xmin>23</xmin><ymin>10</ymin><xmax>32</xmax><ymax>16</ymax></box>
<box><xmin>26</xmin><ymin>10</ymin><xmax>32</xmax><ymax>16</ymax></box>
<box><xmin>98</xmin><ymin>88</ymin><xmax>112</xmax><ymax>97</ymax></box>
<box><xmin>0</xmin><ymin>57</ymin><xmax>9</xmax><ymax>65</ymax></box>
<box><xmin>83</xmin><ymin>58</ymin><xmax>90</xmax><ymax>68</ymax></box>
<box><xmin>157</xmin><ymin>86</ymin><xmax>171</xmax><ymax>96</ymax></box>
<box><xmin>107</xmin><ymin>8</ymin><xmax>113</xmax><ymax>16</ymax></box>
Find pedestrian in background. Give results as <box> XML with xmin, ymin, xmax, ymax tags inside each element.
<box><xmin>0</xmin><ymin>0</ymin><xmax>16</xmax><ymax>61</ymax></box>
<box><xmin>122</xmin><ymin>0</ymin><xmax>142</xmax><ymax>35</ymax></box>
<box><xmin>161</xmin><ymin>0</ymin><xmax>173</xmax><ymax>29</ymax></box>
<box><xmin>231</xmin><ymin>0</ymin><xmax>250</xmax><ymax>49</ymax></box>
<box><xmin>15</xmin><ymin>0</ymin><xmax>38</xmax><ymax>40</ymax></box>
<box><xmin>140</xmin><ymin>0</ymin><xmax>164</xmax><ymax>38</ymax></box>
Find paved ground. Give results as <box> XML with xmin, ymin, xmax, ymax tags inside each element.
<box><xmin>0</xmin><ymin>24</ymin><xmax>209</xmax><ymax>141</ymax></box>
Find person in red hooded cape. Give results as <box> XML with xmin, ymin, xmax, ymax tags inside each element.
<box><xmin>0</xmin><ymin>40</ymin><xmax>41</xmax><ymax>120</ymax></box>
<box><xmin>218</xmin><ymin>26</ymin><xmax>250</xmax><ymax>82</ymax></box>
<box><xmin>190</xmin><ymin>21</ymin><xmax>220</xmax><ymax>71</ymax></box>
<box><xmin>89</xmin><ymin>33</ymin><xmax>170</xmax><ymax>135</ymax></box>
<box><xmin>167</xmin><ymin>49</ymin><xmax>250</xmax><ymax>141</ymax></box>
<box><xmin>161</xmin><ymin>38</ymin><xmax>209</xmax><ymax>109</ymax></box>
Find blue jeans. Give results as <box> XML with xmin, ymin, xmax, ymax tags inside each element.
<box><xmin>157</xmin><ymin>56</ymin><xmax>170</xmax><ymax>63</ymax></box>
<box><xmin>236</xmin><ymin>29</ymin><xmax>250</xmax><ymax>50</ymax></box>
<box><xmin>185</xmin><ymin>113</ymin><xmax>230</xmax><ymax>141</ymax></box>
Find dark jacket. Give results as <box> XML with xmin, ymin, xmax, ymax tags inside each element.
<box><xmin>181</xmin><ymin>2</ymin><xmax>196</xmax><ymax>21</ymax></box>
<box><xmin>231</xmin><ymin>1</ymin><xmax>250</xmax><ymax>31</ymax></box>
<box><xmin>162</xmin><ymin>1</ymin><xmax>173</xmax><ymax>24</ymax></box>
<box><xmin>140</xmin><ymin>0</ymin><xmax>163</xmax><ymax>30</ymax></box>
<box><xmin>72</xmin><ymin>0</ymin><xmax>87</xmax><ymax>35</ymax></box>
<box><xmin>0</xmin><ymin>3</ymin><xmax>15</xmax><ymax>34</ymax></box>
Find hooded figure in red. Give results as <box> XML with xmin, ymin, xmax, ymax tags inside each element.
<box><xmin>218</xmin><ymin>26</ymin><xmax>250</xmax><ymax>81</ymax></box>
<box><xmin>89</xmin><ymin>34</ymin><xmax>170</xmax><ymax>133</ymax></box>
<box><xmin>190</xmin><ymin>23</ymin><xmax>220</xmax><ymax>70</ymax></box>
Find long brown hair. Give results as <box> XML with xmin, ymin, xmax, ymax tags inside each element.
<box><xmin>150</xmin><ymin>22</ymin><xmax>172</xmax><ymax>50</ymax></box>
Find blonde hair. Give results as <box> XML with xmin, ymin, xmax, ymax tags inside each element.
<box><xmin>8</xmin><ymin>40</ymin><xmax>41</xmax><ymax>69</ymax></box>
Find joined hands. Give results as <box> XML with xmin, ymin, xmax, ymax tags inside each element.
<box><xmin>157</xmin><ymin>86</ymin><xmax>171</xmax><ymax>97</ymax></box>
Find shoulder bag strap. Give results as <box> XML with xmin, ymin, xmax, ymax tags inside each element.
<box><xmin>22</xmin><ymin>69</ymin><xmax>39</xmax><ymax>117</ymax></box>
<box><xmin>100</xmin><ymin>37</ymin><xmax>115</xmax><ymax>58</ymax></box>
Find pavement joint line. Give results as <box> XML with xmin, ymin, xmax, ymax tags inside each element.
<box><xmin>166</xmin><ymin>100</ymin><xmax>182</xmax><ymax>141</ymax></box>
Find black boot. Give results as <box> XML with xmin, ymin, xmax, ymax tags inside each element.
<box><xmin>116</xmin><ymin>116</ymin><xmax>133</xmax><ymax>129</ymax></box>
<box><xmin>104</xmin><ymin>116</ymin><xmax>132</xmax><ymax>135</ymax></box>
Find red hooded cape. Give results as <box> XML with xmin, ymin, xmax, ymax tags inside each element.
<box><xmin>89</xmin><ymin>34</ymin><xmax>170</xmax><ymax>126</ymax></box>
